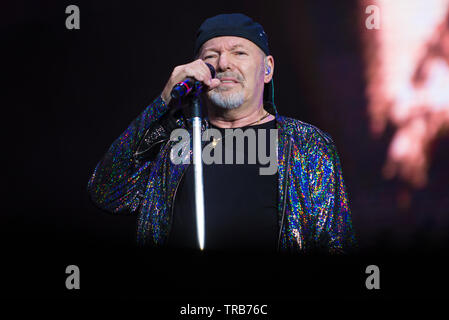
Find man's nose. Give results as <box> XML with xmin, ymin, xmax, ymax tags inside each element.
<box><xmin>217</xmin><ymin>53</ymin><xmax>232</xmax><ymax>72</ymax></box>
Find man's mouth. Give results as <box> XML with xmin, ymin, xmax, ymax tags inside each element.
<box><xmin>220</xmin><ymin>78</ymin><xmax>239</xmax><ymax>82</ymax></box>
<box><xmin>219</xmin><ymin>78</ymin><xmax>241</xmax><ymax>86</ymax></box>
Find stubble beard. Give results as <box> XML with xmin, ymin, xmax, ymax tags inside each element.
<box><xmin>207</xmin><ymin>84</ymin><xmax>245</xmax><ymax>110</ymax></box>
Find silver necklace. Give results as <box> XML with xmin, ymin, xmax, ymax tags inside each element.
<box><xmin>210</xmin><ymin>111</ymin><xmax>271</xmax><ymax>148</ymax></box>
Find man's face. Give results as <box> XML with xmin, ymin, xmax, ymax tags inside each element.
<box><xmin>199</xmin><ymin>36</ymin><xmax>267</xmax><ymax>110</ymax></box>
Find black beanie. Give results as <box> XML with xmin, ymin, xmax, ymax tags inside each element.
<box><xmin>194</xmin><ymin>13</ymin><xmax>270</xmax><ymax>57</ymax></box>
<box><xmin>194</xmin><ymin>13</ymin><xmax>276</xmax><ymax>114</ymax></box>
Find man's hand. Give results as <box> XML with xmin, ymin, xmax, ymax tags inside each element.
<box><xmin>161</xmin><ymin>59</ymin><xmax>221</xmax><ymax>104</ymax></box>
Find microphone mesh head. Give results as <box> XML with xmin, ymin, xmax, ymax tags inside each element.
<box><xmin>205</xmin><ymin>63</ymin><xmax>216</xmax><ymax>78</ymax></box>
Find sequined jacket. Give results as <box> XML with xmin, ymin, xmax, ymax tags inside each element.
<box><xmin>88</xmin><ymin>96</ymin><xmax>357</xmax><ymax>254</ymax></box>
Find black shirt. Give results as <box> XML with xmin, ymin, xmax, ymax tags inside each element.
<box><xmin>167</xmin><ymin>119</ymin><xmax>278</xmax><ymax>253</ymax></box>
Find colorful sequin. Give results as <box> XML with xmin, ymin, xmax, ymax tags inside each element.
<box><xmin>87</xmin><ymin>96</ymin><xmax>357</xmax><ymax>253</ymax></box>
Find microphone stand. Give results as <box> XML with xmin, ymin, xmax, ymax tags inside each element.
<box><xmin>171</xmin><ymin>63</ymin><xmax>214</xmax><ymax>251</ymax></box>
<box><xmin>190</xmin><ymin>82</ymin><xmax>206</xmax><ymax>251</ymax></box>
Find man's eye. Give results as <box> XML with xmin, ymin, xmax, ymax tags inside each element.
<box><xmin>204</xmin><ymin>55</ymin><xmax>215</xmax><ymax>59</ymax></box>
<box><xmin>235</xmin><ymin>51</ymin><xmax>247</xmax><ymax>55</ymax></box>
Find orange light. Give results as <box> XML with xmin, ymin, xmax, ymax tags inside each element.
<box><xmin>361</xmin><ymin>0</ymin><xmax>449</xmax><ymax>188</ymax></box>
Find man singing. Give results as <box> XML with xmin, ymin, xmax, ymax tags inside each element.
<box><xmin>87</xmin><ymin>13</ymin><xmax>357</xmax><ymax>254</ymax></box>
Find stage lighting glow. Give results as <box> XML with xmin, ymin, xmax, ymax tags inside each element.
<box><xmin>362</xmin><ymin>0</ymin><xmax>449</xmax><ymax>188</ymax></box>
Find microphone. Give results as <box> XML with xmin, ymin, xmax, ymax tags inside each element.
<box><xmin>170</xmin><ymin>63</ymin><xmax>216</xmax><ymax>100</ymax></box>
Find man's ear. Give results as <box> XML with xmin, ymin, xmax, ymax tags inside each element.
<box><xmin>264</xmin><ymin>55</ymin><xmax>274</xmax><ymax>83</ymax></box>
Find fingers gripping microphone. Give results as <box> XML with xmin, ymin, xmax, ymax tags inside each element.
<box><xmin>170</xmin><ymin>63</ymin><xmax>216</xmax><ymax>100</ymax></box>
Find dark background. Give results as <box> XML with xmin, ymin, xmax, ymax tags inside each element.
<box><xmin>2</xmin><ymin>0</ymin><xmax>448</xmax><ymax>304</ymax></box>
